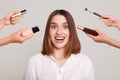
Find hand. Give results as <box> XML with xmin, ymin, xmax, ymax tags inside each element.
<box><xmin>9</xmin><ymin>28</ymin><xmax>33</xmax><ymax>43</ymax></box>
<box><xmin>0</xmin><ymin>10</ymin><xmax>23</xmax><ymax>30</ymax></box>
<box><xmin>86</xmin><ymin>29</ymin><xmax>120</xmax><ymax>48</ymax></box>
<box><xmin>3</xmin><ymin>10</ymin><xmax>23</xmax><ymax>26</ymax></box>
<box><xmin>100</xmin><ymin>15</ymin><xmax>120</xmax><ymax>28</ymax></box>
<box><xmin>86</xmin><ymin>29</ymin><xmax>108</xmax><ymax>43</ymax></box>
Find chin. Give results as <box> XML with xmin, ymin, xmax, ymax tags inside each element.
<box><xmin>54</xmin><ymin>45</ymin><xmax>66</xmax><ymax>49</ymax></box>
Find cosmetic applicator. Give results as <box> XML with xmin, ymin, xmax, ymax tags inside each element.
<box><xmin>20</xmin><ymin>9</ymin><xmax>27</xmax><ymax>14</ymax></box>
<box><xmin>85</xmin><ymin>8</ymin><xmax>108</xmax><ymax>19</ymax></box>
<box><xmin>77</xmin><ymin>25</ymin><xmax>98</xmax><ymax>36</ymax></box>
<box><xmin>21</xmin><ymin>26</ymin><xmax>40</xmax><ymax>37</ymax></box>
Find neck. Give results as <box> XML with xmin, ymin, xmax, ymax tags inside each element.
<box><xmin>51</xmin><ymin>48</ymin><xmax>68</xmax><ymax>68</ymax></box>
<box><xmin>52</xmin><ymin>48</ymin><xmax>65</xmax><ymax>59</ymax></box>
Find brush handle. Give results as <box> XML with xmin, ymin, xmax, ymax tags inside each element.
<box><xmin>93</xmin><ymin>12</ymin><xmax>102</xmax><ymax>17</ymax></box>
<box><xmin>93</xmin><ymin>12</ymin><xmax>108</xmax><ymax>19</ymax></box>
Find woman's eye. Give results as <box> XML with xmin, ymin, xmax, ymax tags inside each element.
<box><xmin>63</xmin><ymin>25</ymin><xmax>68</xmax><ymax>29</ymax></box>
<box><xmin>50</xmin><ymin>25</ymin><xmax>57</xmax><ymax>29</ymax></box>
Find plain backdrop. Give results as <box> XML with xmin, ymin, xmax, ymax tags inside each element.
<box><xmin>0</xmin><ymin>0</ymin><xmax>120</xmax><ymax>80</ymax></box>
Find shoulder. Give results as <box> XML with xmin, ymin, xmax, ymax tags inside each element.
<box><xmin>29</xmin><ymin>53</ymin><xmax>47</xmax><ymax>63</ymax></box>
<box><xmin>31</xmin><ymin>53</ymin><xmax>44</xmax><ymax>59</ymax></box>
<box><xmin>74</xmin><ymin>53</ymin><xmax>93</xmax><ymax>63</ymax></box>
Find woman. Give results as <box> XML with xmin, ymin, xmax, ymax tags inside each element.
<box><xmin>24</xmin><ymin>9</ymin><xmax>95</xmax><ymax>80</ymax></box>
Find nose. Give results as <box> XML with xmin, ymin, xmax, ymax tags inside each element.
<box><xmin>56</xmin><ymin>27</ymin><xmax>62</xmax><ymax>35</ymax></box>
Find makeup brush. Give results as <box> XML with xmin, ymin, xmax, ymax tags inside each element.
<box><xmin>77</xmin><ymin>25</ymin><xmax>98</xmax><ymax>36</ymax></box>
<box><xmin>85</xmin><ymin>8</ymin><xmax>108</xmax><ymax>19</ymax></box>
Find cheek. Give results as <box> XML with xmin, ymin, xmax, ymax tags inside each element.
<box><xmin>49</xmin><ymin>32</ymin><xmax>55</xmax><ymax>42</ymax></box>
<box><xmin>66</xmin><ymin>30</ymin><xmax>70</xmax><ymax>38</ymax></box>
<box><xmin>49</xmin><ymin>31</ymin><xmax>54</xmax><ymax>37</ymax></box>
<box><xmin>49</xmin><ymin>29</ymin><xmax>53</xmax><ymax>37</ymax></box>
<box><xmin>50</xmin><ymin>29</ymin><xmax>56</xmax><ymax>35</ymax></box>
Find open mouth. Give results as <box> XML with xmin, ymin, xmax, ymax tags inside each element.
<box><xmin>55</xmin><ymin>36</ymin><xmax>65</xmax><ymax>42</ymax></box>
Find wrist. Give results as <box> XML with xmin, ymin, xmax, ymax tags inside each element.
<box><xmin>101</xmin><ymin>33</ymin><xmax>110</xmax><ymax>44</ymax></box>
<box><xmin>0</xmin><ymin>36</ymin><xmax>11</xmax><ymax>46</ymax></box>
<box><xmin>0</xmin><ymin>18</ymin><xmax>6</xmax><ymax>29</ymax></box>
<box><xmin>115</xmin><ymin>20</ymin><xmax>120</xmax><ymax>30</ymax></box>
<box><xmin>6</xmin><ymin>35</ymin><xmax>12</xmax><ymax>44</ymax></box>
<box><xmin>104</xmin><ymin>36</ymin><xmax>112</xmax><ymax>45</ymax></box>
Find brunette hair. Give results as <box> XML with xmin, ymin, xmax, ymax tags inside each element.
<box><xmin>41</xmin><ymin>9</ymin><xmax>81</xmax><ymax>57</ymax></box>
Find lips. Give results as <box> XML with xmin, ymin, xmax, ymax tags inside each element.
<box><xmin>55</xmin><ymin>36</ymin><xmax>65</xmax><ymax>43</ymax></box>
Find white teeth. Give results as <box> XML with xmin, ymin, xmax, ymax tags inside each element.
<box><xmin>55</xmin><ymin>37</ymin><xmax>64</xmax><ymax>40</ymax></box>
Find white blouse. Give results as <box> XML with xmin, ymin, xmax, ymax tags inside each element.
<box><xmin>24</xmin><ymin>53</ymin><xmax>95</xmax><ymax>80</ymax></box>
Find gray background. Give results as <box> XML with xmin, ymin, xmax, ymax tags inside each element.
<box><xmin>0</xmin><ymin>0</ymin><xmax>120</xmax><ymax>80</ymax></box>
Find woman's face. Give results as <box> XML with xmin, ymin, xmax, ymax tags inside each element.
<box><xmin>49</xmin><ymin>15</ymin><xmax>70</xmax><ymax>49</ymax></box>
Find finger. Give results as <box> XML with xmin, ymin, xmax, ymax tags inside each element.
<box><xmin>10</xmin><ymin>20</ymin><xmax>20</xmax><ymax>24</ymax></box>
<box><xmin>7</xmin><ymin>10</ymin><xmax>20</xmax><ymax>18</ymax></box>
<box><xmin>22</xmin><ymin>34</ymin><xmax>33</xmax><ymax>41</ymax></box>
<box><xmin>11</xmin><ymin>10</ymin><xmax>20</xmax><ymax>15</ymax></box>
<box><xmin>11</xmin><ymin>12</ymin><xmax>22</xmax><ymax>18</ymax></box>
<box><xmin>19</xmin><ymin>28</ymin><xmax>28</xmax><ymax>32</ymax></box>
<box><xmin>10</xmin><ymin>17</ymin><xmax>22</xmax><ymax>21</ymax></box>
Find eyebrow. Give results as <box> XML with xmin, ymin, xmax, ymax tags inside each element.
<box><xmin>63</xmin><ymin>22</ymin><xmax>68</xmax><ymax>24</ymax></box>
<box><xmin>50</xmin><ymin>22</ymin><xmax>68</xmax><ymax>24</ymax></box>
<box><xmin>50</xmin><ymin>22</ymin><xmax>56</xmax><ymax>24</ymax></box>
